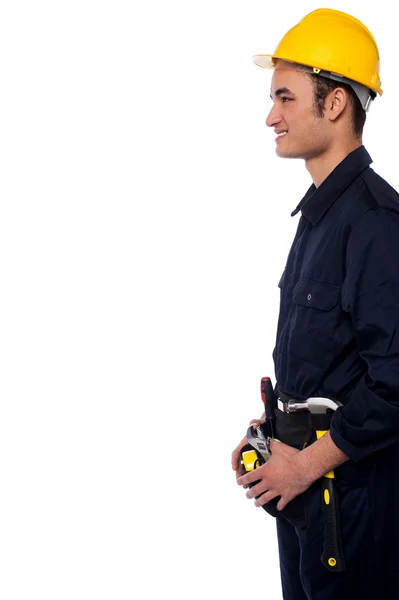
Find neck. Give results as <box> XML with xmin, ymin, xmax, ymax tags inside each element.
<box><xmin>305</xmin><ymin>139</ymin><xmax>362</xmax><ymax>187</ymax></box>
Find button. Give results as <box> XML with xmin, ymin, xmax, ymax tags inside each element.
<box><xmin>307</xmin><ymin>294</ymin><xmax>312</xmax><ymax>301</ymax></box>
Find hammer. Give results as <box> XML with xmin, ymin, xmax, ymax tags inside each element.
<box><xmin>282</xmin><ymin>396</ymin><xmax>346</xmax><ymax>573</ymax></box>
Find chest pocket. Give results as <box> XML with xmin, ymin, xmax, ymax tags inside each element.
<box><xmin>293</xmin><ymin>280</ymin><xmax>340</xmax><ymax>312</ymax></box>
<box><xmin>291</xmin><ymin>279</ymin><xmax>341</xmax><ymax>365</ymax></box>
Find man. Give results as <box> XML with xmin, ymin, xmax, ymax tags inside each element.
<box><xmin>232</xmin><ymin>8</ymin><xmax>399</xmax><ymax>600</ymax></box>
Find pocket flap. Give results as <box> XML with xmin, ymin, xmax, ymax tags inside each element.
<box><xmin>293</xmin><ymin>280</ymin><xmax>340</xmax><ymax>311</ymax></box>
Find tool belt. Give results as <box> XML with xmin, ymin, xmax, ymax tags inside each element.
<box><xmin>256</xmin><ymin>390</ymin><xmax>334</xmax><ymax>530</ymax></box>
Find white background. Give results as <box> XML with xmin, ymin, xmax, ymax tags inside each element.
<box><xmin>0</xmin><ymin>1</ymin><xmax>397</xmax><ymax>598</ymax></box>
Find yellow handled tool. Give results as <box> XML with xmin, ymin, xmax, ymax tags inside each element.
<box><xmin>283</xmin><ymin>396</ymin><xmax>346</xmax><ymax>572</ymax></box>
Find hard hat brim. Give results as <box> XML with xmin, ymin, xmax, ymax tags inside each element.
<box><xmin>252</xmin><ymin>54</ymin><xmax>275</xmax><ymax>69</ymax></box>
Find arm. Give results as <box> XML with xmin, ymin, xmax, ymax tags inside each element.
<box><xmin>294</xmin><ymin>430</ymin><xmax>348</xmax><ymax>481</ymax></box>
<box><xmin>330</xmin><ymin>208</ymin><xmax>399</xmax><ymax>461</ymax></box>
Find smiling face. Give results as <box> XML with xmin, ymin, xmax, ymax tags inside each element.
<box><xmin>267</xmin><ymin>61</ymin><xmax>332</xmax><ymax>160</ymax></box>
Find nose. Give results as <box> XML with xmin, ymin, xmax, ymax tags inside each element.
<box><xmin>266</xmin><ymin>103</ymin><xmax>282</xmax><ymax>128</ymax></box>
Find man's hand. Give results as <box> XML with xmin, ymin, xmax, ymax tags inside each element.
<box><xmin>237</xmin><ymin>439</ymin><xmax>314</xmax><ymax>510</ymax></box>
<box><xmin>231</xmin><ymin>416</ymin><xmax>265</xmax><ymax>483</ymax></box>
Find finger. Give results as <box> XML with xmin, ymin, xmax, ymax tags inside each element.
<box><xmin>249</xmin><ymin>419</ymin><xmax>265</xmax><ymax>429</ymax></box>
<box><xmin>233</xmin><ymin>453</ymin><xmax>249</xmax><ymax>483</ymax></box>
<box><xmin>237</xmin><ymin>472</ymin><xmax>255</xmax><ymax>487</ymax></box>
<box><xmin>276</xmin><ymin>495</ymin><xmax>292</xmax><ymax>511</ymax></box>
<box><xmin>235</xmin><ymin>463</ymin><xmax>243</xmax><ymax>479</ymax></box>
<box><xmin>245</xmin><ymin>481</ymin><xmax>267</xmax><ymax>499</ymax></box>
<box><xmin>268</xmin><ymin>438</ymin><xmax>282</xmax><ymax>452</ymax></box>
<box><xmin>269</xmin><ymin>438</ymin><xmax>298</xmax><ymax>457</ymax></box>
<box><xmin>237</xmin><ymin>468</ymin><xmax>264</xmax><ymax>487</ymax></box>
<box><xmin>231</xmin><ymin>440</ymin><xmax>246</xmax><ymax>470</ymax></box>
<box><xmin>231</xmin><ymin>451</ymin><xmax>239</xmax><ymax>470</ymax></box>
<box><xmin>236</xmin><ymin>468</ymin><xmax>248</xmax><ymax>487</ymax></box>
<box><xmin>254</xmin><ymin>489</ymin><xmax>279</xmax><ymax>507</ymax></box>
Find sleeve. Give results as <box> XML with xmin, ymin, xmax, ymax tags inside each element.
<box><xmin>330</xmin><ymin>208</ymin><xmax>399</xmax><ymax>462</ymax></box>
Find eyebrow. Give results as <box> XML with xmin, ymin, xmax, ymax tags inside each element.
<box><xmin>270</xmin><ymin>87</ymin><xmax>294</xmax><ymax>100</ymax></box>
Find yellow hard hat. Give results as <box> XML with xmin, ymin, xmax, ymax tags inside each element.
<box><xmin>253</xmin><ymin>8</ymin><xmax>383</xmax><ymax>97</ymax></box>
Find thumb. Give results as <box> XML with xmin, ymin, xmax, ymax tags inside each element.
<box><xmin>268</xmin><ymin>437</ymin><xmax>281</xmax><ymax>452</ymax></box>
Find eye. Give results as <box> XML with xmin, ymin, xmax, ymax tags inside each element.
<box><xmin>281</xmin><ymin>97</ymin><xmax>292</xmax><ymax>103</ymax></box>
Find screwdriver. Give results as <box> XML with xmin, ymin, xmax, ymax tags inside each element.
<box><xmin>261</xmin><ymin>376</ymin><xmax>276</xmax><ymax>438</ymax></box>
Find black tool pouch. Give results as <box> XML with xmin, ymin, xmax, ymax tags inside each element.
<box><xmin>241</xmin><ymin>416</ymin><xmax>314</xmax><ymax>531</ymax></box>
<box><xmin>261</xmin><ymin>489</ymin><xmax>307</xmax><ymax>530</ymax></box>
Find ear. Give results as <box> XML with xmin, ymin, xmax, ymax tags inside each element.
<box><xmin>326</xmin><ymin>87</ymin><xmax>348</xmax><ymax>121</ymax></box>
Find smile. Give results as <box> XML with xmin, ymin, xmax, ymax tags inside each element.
<box><xmin>276</xmin><ymin>131</ymin><xmax>288</xmax><ymax>142</ymax></box>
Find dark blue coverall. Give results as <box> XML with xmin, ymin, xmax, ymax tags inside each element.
<box><xmin>273</xmin><ymin>146</ymin><xmax>399</xmax><ymax>599</ymax></box>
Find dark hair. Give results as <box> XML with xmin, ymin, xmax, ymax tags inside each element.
<box><xmin>308</xmin><ymin>74</ymin><xmax>366</xmax><ymax>138</ymax></box>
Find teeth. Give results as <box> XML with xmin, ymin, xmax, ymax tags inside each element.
<box><xmin>277</xmin><ymin>131</ymin><xmax>287</xmax><ymax>137</ymax></box>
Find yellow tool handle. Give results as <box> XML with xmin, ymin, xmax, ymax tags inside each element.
<box><xmin>316</xmin><ymin>429</ymin><xmax>346</xmax><ymax>572</ymax></box>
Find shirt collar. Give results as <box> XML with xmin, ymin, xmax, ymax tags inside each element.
<box><xmin>290</xmin><ymin>146</ymin><xmax>373</xmax><ymax>225</ymax></box>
